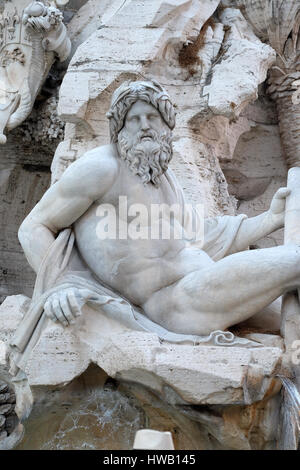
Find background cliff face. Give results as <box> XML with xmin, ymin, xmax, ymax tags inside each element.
<box><xmin>0</xmin><ymin>0</ymin><xmax>287</xmax><ymax>302</ymax></box>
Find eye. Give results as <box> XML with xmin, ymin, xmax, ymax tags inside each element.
<box><xmin>128</xmin><ymin>116</ymin><xmax>139</xmax><ymax>123</ymax></box>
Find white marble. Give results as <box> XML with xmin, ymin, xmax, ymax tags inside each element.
<box><xmin>17</xmin><ymin>80</ymin><xmax>295</xmax><ymax>341</ymax></box>
<box><xmin>133</xmin><ymin>430</ymin><xmax>174</xmax><ymax>450</ymax></box>
<box><xmin>0</xmin><ymin>0</ymin><xmax>71</xmax><ymax>143</ymax></box>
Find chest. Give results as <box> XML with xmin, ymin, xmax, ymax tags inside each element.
<box><xmin>100</xmin><ymin>168</ymin><xmax>181</xmax><ymax>221</ymax></box>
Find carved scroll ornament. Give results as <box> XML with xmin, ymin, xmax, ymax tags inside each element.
<box><xmin>0</xmin><ymin>0</ymin><xmax>71</xmax><ymax>144</ymax></box>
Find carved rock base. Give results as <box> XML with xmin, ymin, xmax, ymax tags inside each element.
<box><xmin>0</xmin><ymin>296</ymin><xmax>282</xmax><ymax>399</ymax></box>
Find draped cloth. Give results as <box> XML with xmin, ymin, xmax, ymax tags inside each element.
<box><xmin>9</xmin><ymin>206</ymin><xmax>259</xmax><ymax>376</ymax></box>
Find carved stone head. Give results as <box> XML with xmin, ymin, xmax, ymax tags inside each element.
<box><xmin>106</xmin><ymin>80</ymin><xmax>176</xmax><ymax>186</ymax></box>
<box><xmin>106</xmin><ymin>79</ymin><xmax>176</xmax><ymax>143</ymax></box>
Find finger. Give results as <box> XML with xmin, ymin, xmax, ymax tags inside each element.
<box><xmin>52</xmin><ymin>297</ymin><xmax>68</xmax><ymax>327</ymax></box>
<box><xmin>44</xmin><ymin>299</ymin><xmax>58</xmax><ymax>322</ymax></box>
<box><xmin>59</xmin><ymin>291</ymin><xmax>76</xmax><ymax>325</ymax></box>
<box><xmin>67</xmin><ymin>289</ymin><xmax>82</xmax><ymax>318</ymax></box>
<box><xmin>274</xmin><ymin>187</ymin><xmax>291</xmax><ymax>199</ymax></box>
<box><xmin>79</xmin><ymin>289</ymin><xmax>92</xmax><ymax>300</ymax></box>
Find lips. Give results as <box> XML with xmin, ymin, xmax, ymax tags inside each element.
<box><xmin>141</xmin><ymin>135</ymin><xmax>153</xmax><ymax>140</ymax></box>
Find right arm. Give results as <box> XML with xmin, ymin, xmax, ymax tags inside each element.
<box><xmin>18</xmin><ymin>148</ymin><xmax>118</xmax><ymax>273</ymax></box>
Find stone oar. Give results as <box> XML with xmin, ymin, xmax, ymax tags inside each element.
<box><xmin>281</xmin><ymin>167</ymin><xmax>300</xmax><ymax>381</ymax></box>
<box><xmin>278</xmin><ymin>167</ymin><xmax>300</xmax><ymax>449</ymax></box>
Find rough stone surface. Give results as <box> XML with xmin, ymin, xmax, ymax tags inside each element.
<box><xmin>14</xmin><ymin>367</ymin><xmax>282</xmax><ymax>450</ymax></box>
<box><xmin>0</xmin><ymin>298</ymin><xmax>283</xmax><ymax>408</ymax></box>
<box><xmin>202</xmin><ymin>8</ymin><xmax>275</xmax><ymax>120</ymax></box>
<box><xmin>15</xmin><ymin>94</ymin><xmax>65</xmax><ymax>149</ymax></box>
<box><xmin>0</xmin><ymin>295</ymin><xmax>28</xmax><ymax>343</ymax></box>
<box><xmin>0</xmin><ymin>298</ymin><xmax>284</xmax><ymax>450</ymax></box>
<box><xmin>0</xmin><ymin>149</ymin><xmax>51</xmax><ymax>302</ymax></box>
<box><xmin>0</xmin><ymin>376</ymin><xmax>22</xmax><ymax>450</ymax></box>
<box><xmin>221</xmin><ymin>93</ymin><xmax>287</xmax><ymax>248</ymax></box>
<box><xmin>27</xmin><ymin>325</ymin><xmax>282</xmax><ymax>406</ymax></box>
<box><xmin>0</xmin><ymin>0</ymin><xmax>70</xmax><ymax>143</ymax></box>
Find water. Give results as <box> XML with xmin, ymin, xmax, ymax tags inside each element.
<box><xmin>278</xmin><ymin>376</ymin><xmax>300</xmax><ymax>450</ymax></box>
<box><xmin>16</xmin><ymin>387</ymin><xmax>145</xmax><ymax>450</ymax></box>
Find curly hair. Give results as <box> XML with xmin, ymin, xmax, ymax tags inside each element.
<box><xmin>106</xmin><ymin>80</ymin><xmax>176</xmax><ymax>143</ymax></box>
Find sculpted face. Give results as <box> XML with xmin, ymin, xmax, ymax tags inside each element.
<box><xmin>117</xmin><ymin>100</ymin><xmax>173</xmax><ymax>186</ymax></box>
<box><xmin>123</xmin><ymin>100</ymin><xmax>165</xmax><ymax>143</ymax></box>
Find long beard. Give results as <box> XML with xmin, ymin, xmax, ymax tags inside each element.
<box><xmin>117</xmin><ymin>128</ymin><xmax>173</xmax><ymax>186</ymax></box>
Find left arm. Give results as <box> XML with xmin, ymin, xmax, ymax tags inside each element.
<box><xmin>230</xmin><ymin>187</ymin><xmax>290</xmax><ymax>252</ymax></box>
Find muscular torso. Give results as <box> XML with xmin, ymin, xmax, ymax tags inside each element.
<box><xmin>74</xmin><ymin>153</ymin><xmax>211</xmax><ymax>307</ymax></box>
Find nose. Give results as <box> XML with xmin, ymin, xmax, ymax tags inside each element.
<box><xmin>140</xmin><ymin>115</ymin><xmax>150</xmax><ymax>131</ymax></box>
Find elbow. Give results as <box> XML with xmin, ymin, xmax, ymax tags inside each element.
<box><xmin>18</xmin><ymin>217</ymin><xmax>32</xmax><ymax>249</ymax></box>
<box><xmin>18</xmin><ymin>215</ymin><xmax>42</xmax><ymax>249</ymax></box>
<box><xmin>18</xmin><ymin>216</ymin><xmax>56</xmax><ymax>249</ymax></box>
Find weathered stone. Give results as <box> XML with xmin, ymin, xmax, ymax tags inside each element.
<box><xmin>4</xmin><ymin>414</ymin><xmax>18</xmax><ymax>434</ymax></box>
<box><xmin>0</xmin><ymin>431</ymin><xmax>7</xmax><ymax>440</ymax></box>
<box><xmin>0</xmin><ymin>404</ymin><xmax>13</xmax><ymax>415</ymax></box>
<box><xmin>0</xmin><ymin>393</ymin><xmax>10</xmax><ymax>404</ymax></box>
<box><xmin>0</xmin><ymin>160</ymin><xmax>51</xmax><ymax>302</ymax></box>
<box><xmin>0</xmin><ymin>295</ymin><xmax>29</xmax><ymax>342</ymax></box>
<box><xmin>202</xmin><ymin>8</ymin><xmax>276</xmax><ymax>121</ymax></box>
<box><xmin>0</xmin><ymin>0</ymin><xmax>71</xmax><ymax>143</ymax></box>
<box><xmin>0</xmin><ymin>424</ymin><xmax>24</xmax><ymax>450</ymax></box>
<box><xmin>55</xmin><ymin>0</ymin><xmax>235</xmax><ymax>215</ymax></box>
<box><xmin>221</xmin><ymin>94</ymin><xmax>287</xmax><ymax>249</ymax></box>
<box><xmin>1</xmin><ymin>298</ymin><xmax>283</xmax><ymax>409</ymax></box>
<box><xmin>0</xmin><ymin>415</ymin><xmax>5</xmax><ymax>430</ymax></box>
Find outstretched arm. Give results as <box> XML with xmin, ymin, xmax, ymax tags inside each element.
<box><xmin>18</xmin><ymin>148</ymin><xmax>118</xmax><ymax>273</ymax></box>
<box><xmin>230</xmin><ymin>187</ymin><xmax>290</xmax><ymax>252</ymax></box>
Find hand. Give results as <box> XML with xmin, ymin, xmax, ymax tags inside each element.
<box><xmin>268</xmin><ymin>187</ymin><xmax>291</xmax><ymax>228</ymax></box>
<box><xmin>44</xmin><ymin>288</ymin><xmax>91</xmax><ymax>327</ymax></box>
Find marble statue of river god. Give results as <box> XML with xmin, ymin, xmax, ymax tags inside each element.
<box><xmin>18</xmin><ymin>80</ymin><xmax>295</xmax><ymax>337</ymax></box>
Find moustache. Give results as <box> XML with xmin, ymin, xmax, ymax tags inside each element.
<box><xmin>135</xmin><ymin>129</ymin><xmax>158</xmax><ymax>143</ymax></box>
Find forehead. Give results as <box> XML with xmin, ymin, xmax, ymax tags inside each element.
<box><xmin>126</xmin><ymin>100</ymin><xmax>160</xmax><ymax>117</ymax></box>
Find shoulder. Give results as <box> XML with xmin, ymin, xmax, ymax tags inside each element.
<box><xmin>58</xmin><ymin>144</ymin><xmax>119</xmax><ymax>199</ymax></box>
<box><xmin>67</xmin><ymin>144</ymin><xmax>119</xmax><ymax>180</ymax></box>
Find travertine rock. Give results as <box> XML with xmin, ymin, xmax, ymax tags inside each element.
<box><xmin>55</xmin><ymin>0</ymin><xmax>235</xmax><ymax>214</ymax></box>
<box><xmin>0</xmin><ymin>0</ymin><xmax>71</xmax><ymax>143</ymax></box>
<box><xmin>202</xmin><ymin>8</ymin><xmax>276</xmax><ymax>121</ymax></box>
<box><xmin>0</xmin><ymin>378</ymin><xmax>23</xmax><ymax>450</ymax></box>
<box><xmin>221</xmin><ymin>93</ymin><xmax>287</xmax><ymax>248</ymax></box>
<box><xmin>0</xmin><ymin>298</ymin><xmax>283</xmax><ymax>408</ymax></box>
<box><xmin>0</xmin><ymin>295</ymin><xmax>29</xmax><ymax>344</ymax></box>
<box><xmin>0</xmin><ymin>294</ymin><xmax>285</xmax><ymax>450</ymax></box>
<box><xmin>16</xmin><ymin>93</ymin><xmax>65</xmax><ymax>147</ymax></box>
<box><xmin>0</xmin><ymin>159</ymin><xmax>51</xmax><ymax>302</ymax></box>
<box><xmin>228</xmin><ymin>4</ymin><xmax>300</xmax><ymax>414</ymax></box>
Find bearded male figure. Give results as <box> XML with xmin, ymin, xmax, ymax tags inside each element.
<box><xmin>17</xmin><ymin>80</ymin><xmax>297</xmax><ymax>339</ymax></box>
